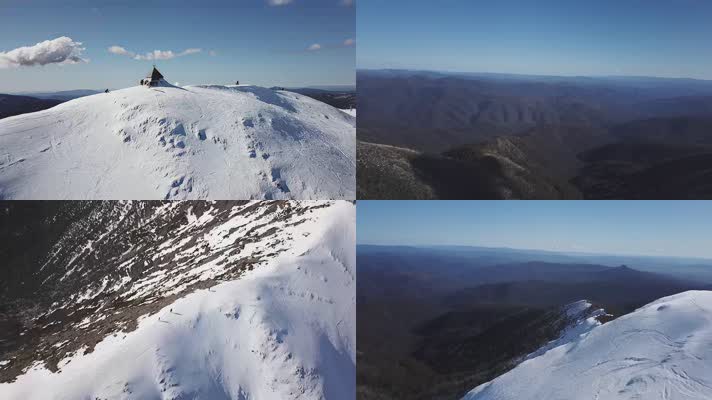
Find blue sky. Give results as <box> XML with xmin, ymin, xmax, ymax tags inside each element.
<box><xmin>0</xmin><ymin>0</ymin><xmax>354</xmax><ymax>92</ymax></box>
<box><xmin>358</xmin><ymin>201</ymin><xmax>712</xmax><ymax>259</ymax></box>
<box><xmin>357</xmin><ymin>0</ymin><xmax>712</xmax><ymax>79</ymax></box>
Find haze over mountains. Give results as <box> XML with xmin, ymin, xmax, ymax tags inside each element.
<box><xmin>357</xmin><ymin>70</ymin><xmax>712</xmax><ymax>199</ymax></box>
<box><xmin>357</xmin><ymin>244</ymin><xmax>712</xmax><ymax>400</ymax></box>
<box><xmin>0</xmin><ymin>90</ymin><xmax>101</xmax><ymax>120</ymax></box>
<box><xmin>14</xmin><ymin>90</ymin><xmax>104</xmax><ymax>102</ymax></box>
<box><xmin>0</xmin><ymin>94</ymin><xmax>64</xmax><ymax>120</ymax></box>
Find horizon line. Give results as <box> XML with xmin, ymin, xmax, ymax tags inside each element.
<box><xmin>356</xmin><ymin>242</ymin><xmax>712</xmax><ymax>262</ymax></box>
<box><xmin>356</xmin><ymin>67</ymin><xmax>712</xmax><ymax>82</ymax></box>
<box><xmin>4</xmin><ymin>83</ymin><xmax>356</xmax><ymax>95</ymax></box>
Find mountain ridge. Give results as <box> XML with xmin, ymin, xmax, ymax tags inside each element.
<box><xmin>0</xmin><ymin>200</ymin><xmax>356</xmax><ymax>400</ymax></box>
<box><xmin>462</xmin><ymin>290</ymin><xmax>712</xmax><ymax>400</ymax></box>
<box><xmin>357</xmin><ymin>71</ymin><xmax>712</xmax><ymax>199</ymax></box>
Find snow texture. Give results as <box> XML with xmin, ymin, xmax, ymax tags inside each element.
<box><xmin>0</xmin><ymin>84</ymin><xmax>355</xmax><ymax>200</ymax></box>
<box><xmin>524</xmin><ymin>300</ymin><xmax>607</xmax><ymax>361</ymax></box>
<box><xmin>463</xmin><ymin>291</ymin><xmax>712</xmax><ymax>400</ymax></box>
<box><xmin>0</xmin><ymin>201</ymin><xmax>355</xmax><ymax>400</ymax></box>
<box><xmin>340</xmin><ymin>108</ymin><xmax>356</xmax><ymax>117</ymax></box>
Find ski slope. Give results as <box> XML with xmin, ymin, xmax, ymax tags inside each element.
<box><xmin>0</xmin><ymin>201</ymin><xmax>356</xmax><ymax>400</ymax></box>
<box><xmin>463</xmin><ymin>291</ymin><xmax>712</xmax><ymax>400</ymax></box>
<box><xmin>0</xmin><ymin>84</ymin><xmax>355</xmax><ymax>199</ymax></box>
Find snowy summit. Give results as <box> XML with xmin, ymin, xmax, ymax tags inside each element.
<box><xmin>463</xmin><ymin>291</ymin><xmax>712</xmax><ymax>400</ymax></box>
<box><xmin>0</xmin><ymin>69</ymin><xmax>355</xmax><ymax>199</ymax></box>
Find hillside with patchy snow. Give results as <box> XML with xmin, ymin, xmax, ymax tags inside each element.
<box><xmin>463</xmin><ymin>291</ymin><xmax>712</xmax><ymax>400</ymax></box>
<box><xmin>521</xmin><ymin>300</ymin><xmax>608</xmax><ymax>362</ymax></box>
<box><xmin>0</xmin><ymin>200</ymin><xmax>355</xmax><ymax>400</ymax></box>
<box><xmin>0</xmin><ymin>85</ymin><xmax>355</xmax><ymax>200</ymax></box>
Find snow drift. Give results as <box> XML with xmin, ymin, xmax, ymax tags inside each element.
<box><xmin>463</xmin><ymin>291</ymin><xmax>712</xmax><ymax>400</ymax></box>
<box><xmin>0</xmin><ymin>201</ymin><xmax>355</xmax><ymax>400</ymax></box>
<box><xmin>0</xmin><ymin>85</ymin><xmax>355</xmax><ymax>199</ymax></box>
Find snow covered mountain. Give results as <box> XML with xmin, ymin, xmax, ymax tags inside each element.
<box><xmin>0</xmin><ymin>84</ymin><xmax>355</xmax><ymax>200</ymax></box>
<box><xmin>0</xmin><ymin>200</ymin><xmax>355</xmax><ymax>400</ymax></box>
<box><xmin>522</xmin><ymin>300</ymin><xmax>608</xmax><ymax>361</ymax></box>
<box><xmin>463</xmin><ymin>291</ymin><xmax>712</xmax><ymax>400</ymax></box>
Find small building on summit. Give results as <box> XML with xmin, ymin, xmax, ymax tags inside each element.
<box><xmin>140</xmin><ymin>66</ymin><xmax>165</xmax><ymax>87</ymax></box>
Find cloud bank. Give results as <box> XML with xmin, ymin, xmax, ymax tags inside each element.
<box><xmin>108</xmin><ymin>46</ymin><xmax>202</xmax><ymax>61</ymax></box>
<box><xmin>0</xmin><ymin>37</ymin><xmax>87</xmax><ymax>69</ymax></box>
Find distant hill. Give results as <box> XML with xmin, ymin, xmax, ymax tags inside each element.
<box><xmin>285</xmin><ymin>87</ymin><xmax>356</xmax><ymax>109</ymax></box>
<box><xmin>1</xmin><ymin>89</ymin><xmax>104</xmax><ymax>120</ymax></box>
<box><xmin>572</xmin><ymin>116</ymin><xmax>712</xmax><ymax>198</ymax></box>
<box><xmin>358</xmin><ymin>138</ymin><xmax>581</xmax><ymax>200</ymax></box>
<box><xmin>0</xmin><ymin>94</ymin><xmax>63</xmax><ymax>119</ymax></box>
<box><xmin>14</xmin><ymin>89</ymin><xmax>102</xmax><ymax>101</ymax></box>
<box><xmin>357</xmin><ymin>244</ymin><xmax>712</xmax><ymax>284</ymax></box>
<box><xmin>446</xmin><ymin>265</ymin><xmax>704</xmax><ymax>312</ymax></box>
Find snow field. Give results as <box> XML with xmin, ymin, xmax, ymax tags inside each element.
<box><xmin>0</xmin><ymin>85</ymin><xmax>355</xmax><ymax>199</ymax></box>
<box><xmin>463</xmin><ymin>291</ymin><xmax>712</xmax><ymax>400</ymax></box>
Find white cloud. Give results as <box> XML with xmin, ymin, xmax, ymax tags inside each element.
<box><xmin>268</xmin><ymin>0</ymin><xmax>293</xmax><ymax>5</ymax></box>
<box><xmin>0</xmin><ymin>36</ymin><xmax>87</xmax><ymax>69</ymax></box>
<box><xmin>108</xmin><ymin>45</ymin><xmax>131</xmax><ymax>56</ymax></box>
<box><xmin>304</xmin><ymin>39</ymin><xmax>354</xmax><ymax>53</ymax></box>
<box><xmin>136</xmin><ymin>50</ymin><xmax>175</xmax><ymax>61</ymax></box>
<box><xmin>108</xmin><ymin>46</ymin><xmax>202</xmax><ymax>61</ymax></box>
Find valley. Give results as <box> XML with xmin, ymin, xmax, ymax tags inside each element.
<box><xmin>357</xmin><ymin>71</ymin><xmax>712</xmax><ymax>199</ymax></box>
<box><xmin>356</xmin><ymin>245</ymin><xmax>712</xmax><ymax>400</ymax></box>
